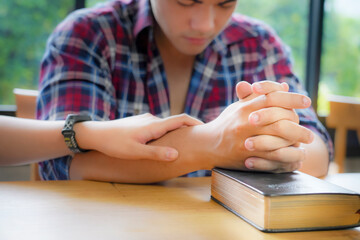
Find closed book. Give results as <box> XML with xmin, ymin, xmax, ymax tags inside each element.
<box><xmin>211</xmin><ymin>168</ymin><xmax>360</xmax><ymax>232</ymax></box>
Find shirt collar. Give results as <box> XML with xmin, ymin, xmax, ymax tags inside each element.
<box><xmin>133</xmin><ymin>0</ymin><xmax>153</xmax><ymax>40</ymax></box>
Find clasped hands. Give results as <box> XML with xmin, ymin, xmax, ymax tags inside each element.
<box><xmin>204</xmin><ymin>80</ymin><xmax>314</xmax><ymax>173</ymax></box>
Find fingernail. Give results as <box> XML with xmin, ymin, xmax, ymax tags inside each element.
<box><xmin>303</xmin><ymin>97</ymin><xmax>310</xmax><ymax>106</ymax></box>
<box><xmin>281</xmin><ymin>82</ymin><xmax>288</xmax><ymax>91</ymax></box>
<box><xmin>245</xmin><ymin>139</ymin><xmax>254</xmax><ymax>151</ymax></box>
<box><xmin>166</xmin><ymin>149</ymin><xmax>178</xmax><ymax>161</ymax></box>
<box><xmin>246</xmin><ymin>160</ymin><xmax>254</xmax><ymax>169</ymax></box>
<box><xmin>250</xmin><ymin>113</ymin><xmax>259</xmax><ymax>124</ymax></box>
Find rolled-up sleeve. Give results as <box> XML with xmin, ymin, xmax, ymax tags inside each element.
<box><xmin>36</xmin><ymin>10</ymin><xmax>116</xmax><ymax>180</ymax></box>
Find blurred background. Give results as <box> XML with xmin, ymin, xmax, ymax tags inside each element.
<box><xmin>0</xmin><ymin>0</ymin><xmax>359</xmax><ymax>180</ymax></box>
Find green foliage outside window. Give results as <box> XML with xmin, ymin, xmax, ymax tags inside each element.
<box><xmin>0</xmin><ymin>0</ymin><xmax>73</xmax><ymax>105</ymax></box>
<box><xmin>318</xmin><ymin>0</ymin><xmax>360</xmax><ymax>115</ymax></box>
<box><xmin>86</xmin><ymin>0</ymin><xmax>108</xmax><ymax>7</ymax></box>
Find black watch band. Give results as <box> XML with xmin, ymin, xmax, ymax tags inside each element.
<box><xmin>62</xmin><ymin>114</ymin><xmax>92</xmax><ymax>153</ymax></box>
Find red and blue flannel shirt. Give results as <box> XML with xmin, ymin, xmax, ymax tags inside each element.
<box><xmin>37</xmin><ymin>0</ymin><xmax>333</xmax><ymax>180</ymax></box>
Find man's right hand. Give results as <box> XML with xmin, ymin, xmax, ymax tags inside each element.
<box><xmin>205</xmin><ymin>81</ymin><xmax>313</xmax><ymax>173</ymax></box>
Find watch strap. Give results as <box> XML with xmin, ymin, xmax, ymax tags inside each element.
<box><xmin>62</xmin><ymin>114</ymin><xmax>92</xmax><ymax>153</ymax></box>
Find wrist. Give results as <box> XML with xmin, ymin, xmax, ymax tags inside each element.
<box><xmin>190</xmin><ymin>123</ymin><xmax>218</xmax><ymax>170</ymax></box>
<box><xmin>146</xmin><ymin>123</ymin><xmax>216</xmax><ymax>171</ymax></box>
<box><xmin>73</xmin><ymin>121</ymin><xmax>95</xmax><ymax>151</ymax></box>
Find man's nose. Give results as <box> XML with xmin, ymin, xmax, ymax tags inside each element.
<box><xmin>190</xmin><ymin>6</ymin><xmax>215</xmax><ymax>34</ymax></box>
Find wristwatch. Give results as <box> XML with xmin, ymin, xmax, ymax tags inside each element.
<box><xmin>62</xmin><ymin>114</ymin><xmax>92</xmax><ymax>153</ymax></box>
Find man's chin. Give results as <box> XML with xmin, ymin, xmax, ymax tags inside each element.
<box><xmin>176</xmin><ymin>45</ymin><xmax>209</xmax><ymax>56</ymax></box>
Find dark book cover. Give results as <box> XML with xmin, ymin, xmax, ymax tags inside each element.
<box><xmin>213</xmin><ymin>168</ymin><xmax>359</xmax><ymax>197</ymax></box>
<box><xmin>211</xmin><ymin>168</ymin><xmax>360</xmax><ymax>232</ymax></box>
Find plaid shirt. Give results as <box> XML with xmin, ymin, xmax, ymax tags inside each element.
<box><xmin>37</xmin><ymin>0</ymin><xmax>333</xmax><ymax>180</ymax></box>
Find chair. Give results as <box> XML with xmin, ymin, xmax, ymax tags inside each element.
<box><xmin>326</xmin><ymin>95</ymin><xmax>360</xmax><ymax>173</ymax></box>
<box><xmin>13</xmin><ymin>88</ymin><xmax>41</xmax><ymax>180</ymax></box>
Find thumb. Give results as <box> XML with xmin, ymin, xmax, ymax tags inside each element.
<box><xmin>236</xmin><ymin>81</ymin><xmax>252</xmax><ymax>99</ymax></box>
<box><xmin>281</xmin><ymin>82</ymin><xmax>289</xmax><ymax>92</ymax></box>
<box><xmin>136</xmin><ymin>144</ymin><xmax>179</xmax><ymax>161</ymax></box>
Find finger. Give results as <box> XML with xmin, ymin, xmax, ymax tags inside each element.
<box><xmin>259</xmin><ymin>146</ymin><xmax>307</xmax><ymax>163</ymax></box>
<box><xmin>162</xmin><ymin>114</ymin><xmax>203</xmax><ymax>128</ymax></box>
<box><xmin>245</xmin><ymin>135</ymin><xmax>295</xmax><ymax>152</ymax></box>
<box><xmin>239</xmin><ymin>81</ymin><xmax>290</xmax><ymax>103</ymax></box>
<box><xmin>245</xmin><ymin>157</ymin><xmax>301</xmax><ymax>173</ymax></box>
<box><xmin>236</xmin><ymin>81</ymin><xmax>252</xmax><ymax>99</ymax></box>
<box><xmin>252</xmin><ymin>81</ymin><xmax>288</xmax><ymax>95</ymax></box>
<box><xmin>260</xmin><ymin>120</ymin><xmax>314</xmax><ymax>144</ymax></box>
<box><xmin>135</xmin><ymin>144</ymin><xmax>179</xmax><ymax>161</ymax></box>
<box><xmin>238</xmin><ymin>81</ymin><xmax>289</xmax><ymax>103</ymax></box>
<box><xmin>248</xmin><ymin>107</ymin><xmax>299</xmax><ymax>126</ymax></box>
<box><xmin>150</xmin><ymin>114</ymin><xmax>203</xmax><ymax>140</ymax></box>
<box><xmin>280</xmin><ymin>82</ymin><xmax>289</xmax><ymax>92</ymax></box>
<box><xmin>139</xmin><ymin>113</ymin><xmax>159</xmax><ymax>119</ymax></box>
<box><xmin>245</xmin><ymin>91</ymin><xmax>312</xmax><ymax>111</ymax></box>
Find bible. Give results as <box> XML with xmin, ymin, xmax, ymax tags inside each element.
<box><xmin>211</xmin><ymin>168</ymin><xmax>360</xmax><ymax>232</ymax></box>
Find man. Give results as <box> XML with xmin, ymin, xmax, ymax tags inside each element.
<box><xmin>37</xmin><ymin>0</ymin><xmax>332</xmax><ymax>182</ymax></box>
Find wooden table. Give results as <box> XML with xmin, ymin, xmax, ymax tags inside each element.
<box><xmin>0</xmin><ymin>177</ymin><xmax>359</xmax><ymax>240</ymax></box>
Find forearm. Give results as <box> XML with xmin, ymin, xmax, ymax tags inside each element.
<box><xmin>0</xmin><ymin>116</ymin><xmax>71</xmax><ymax>165</ymax></box>
<box><xmin>69</xmin><ymin>124</ymin><xmax>214</xmax><ymax>183</ymax></box>
<box><xmin>299</xmin><ymin>132</ymin><xmax>329</xmax><ymax>177</ymax></box>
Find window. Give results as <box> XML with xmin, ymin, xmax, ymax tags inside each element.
<box><xmin>318</xmin><ymin>0</ymin><xmax>360</xmax><ymax>115</ymax></box>
<box><xmin>0</xmin><ymin>0</ymin><xmax>74</xmax><ymax>105</ymax></box>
